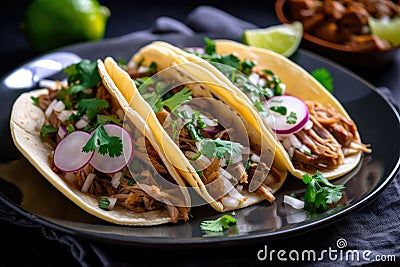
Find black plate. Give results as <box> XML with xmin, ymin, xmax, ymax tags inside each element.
<box><xmin>1</xmin><ymin>33</ymin><xmax>399</xmax><ymax>248</ymax></box>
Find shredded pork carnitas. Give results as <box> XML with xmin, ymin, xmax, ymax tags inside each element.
<box><xmin>290</xmin><ymin>100</ymin><xmax>371</xmax><ymax>173</ymax></box>
<box><xmin>39</xmin><ymin>83</ymin><xmax>189</xmax><ymax>223</ymax></box>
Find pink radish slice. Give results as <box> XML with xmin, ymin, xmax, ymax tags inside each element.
<box><xmin>89</xmin><ymin>124</ymin><xmax>135</xmax><ymax>174</ymax></box>
<box><xmin>53</xmin><ymin>131</ymin><xmax>93</xmax><ymax>172</ymax></box>
<box><xmin>265</xmin><ymin>95</ymin><xmax>309</xmax><ymax>135</ymax></box>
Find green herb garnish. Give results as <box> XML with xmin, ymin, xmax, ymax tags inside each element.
<box><xmin>98</xmin><ymin>197</ymin><xmax>110</xmax><ymax>210</ymax></box>
<box><xmin>31</xmin><ymin>96</ymin><xmax>40</xmax><ymax>107</ymax></box>
<box><xmin>66</xmin><ymin>124</ymin><xmax>74</xmax><ymax>133</ymax></box>
<box><xmin>311</xmin><ymin>68</ymin><xmax>333</xmax><ymax>94</ymax></box>
<box><xmin>198</xmin><ymin>138</ymin><xmax>243</xmax><ymax>159</ymax></box>
<box><xmin>63</xmin><ymin>60</ymin><xmax>102</xmax><ymax>94</ymax></box>
<box><xmin>97</xmin><ymin>114</ymin><xmax>123</xmax><ymax>126</ymax></box>
<box><xmin>40</xmin><ymin>125</ymin><xmax>57</xmax><ymax>138</ymax></box>
<box><xmin>77</xmin><ymin>98</ymin><xmax>109</xmax><ymax>122</ymax></box>
<box><xmin>270</xmin><ymin>105</ymin><xmax>287</xmax><ymax>115</ymax></box>
<box><xmin>82</xmin><ymin>125</ymin><xmax>122</xmax><ymax>157</ymax></box>
<box><xmin>286</xmin><ymin>111</ymin><xmax>297</xmax><ymax>124</ymax></box>
<box><xmin>200</xmin><ymin>214</ymin><xmax>237</xmax><ymax>232</ymax></box>
<box><xmin>302</xmin><ymin>171</ymin><xmax>345</xmax><ymax>213</ymax></box>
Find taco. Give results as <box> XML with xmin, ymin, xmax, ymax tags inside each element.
<box><xmin>151</xmin><ymin>39</ymin><xmax>371</xmax><ymax>180</ymax></box>
<box><xmin>10</xmin><ymin>59</ymin><xmax>191</xmax><ymax>226</ymax></box>
<box><xmin>101</xmin><ymin>44</ymin><xmax>288</xmax><ymax>213</ymax></box>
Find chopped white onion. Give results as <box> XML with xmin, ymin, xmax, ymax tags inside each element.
<box><xmin>57</xmin><ymin>125</ymin><xmax>67</xmax><ymax>139</ymax></box>
<box><xmin>63</xmin><ymin>172</ymin><xmax>76</xmax><ymax>184</ymax></box>
<box><xmin>250</xmin><ymin>153</ymin><xmax>260</xmax><ymax>163</ymax></box>
<box><xmin>221</xmin><ymin>196</ymin><xmax>239</xmax><ymax>209</ymax></box>
<box><xmin>138</xmin><ymin>66</ymin><xmax>149</xmax><ymax>73</ymax></box>
<box><xmin>81</xmin><ymin>173</ymin><xmax>96</xmax><ymax>193</ymax></box>
<box><xmin>200</xmin><ymin>115</ymin><xmax>218</xmax><ymax>126</ymax></box>
<box><xmin>107</xmin><ymin>197</ymin><xmax>118</xmax><ymax>210</ymax></box>
<box><xmin>259</xmin><ymin>78</ymin><xmax>266</xmax><ymax>87</ymax></box>
<box><xmin>289</xmin><ymin>134</ymin><xmax>302</xmax><ymax>149</ymax></box>
<box><xmin>248</xmin><ymin>73</ymin><xmax>260</xmax><ymax>86</ymax></box>
<box><xmin>53</xmin><ymin>100</ymin><xmax>65</xmax><ymax>112</ymax></box>
<box><xmin>283</xmin><ymin>195</ymin><xmax>304</xmax><ymax>209</ymax></box>
<box><xmin>75</xmin><ymin>118</ymin><xmax>89</xmax><ymax>129</ymax></box>
<box><xmin>57</xmin><ymin>110</ymin><xmax>73</xmax><ymax>122</ymax></box>
<box><xmin>82</xmin><ymin>115</ymin><xmax>90</xmax><ymax>123</ymax></box>
<box><xmin>303</xmin><ymin>120</ymin><xmax>313</xmax><ymax>131</ymax></box>
<box><xmin>111</xmin><ymin>172</ymin><xmax>123</xmax><ymax>188</ymax></box>
<box><xmin>45</xmin><ymin>99</ymin><xmax>58</xmax><ymax>117</ymax></box>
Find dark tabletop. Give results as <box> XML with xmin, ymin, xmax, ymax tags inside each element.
<box><xmin>1</xmin><ymin>1</ymin><xmax>399</xmax><ymax>266</ymax></box>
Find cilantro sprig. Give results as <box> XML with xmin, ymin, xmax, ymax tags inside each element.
<box><xmin>198</xmin><ymin>138</ymin><xmax>243</xmax><ymax>160</ymax></box>
<box><xmin>311</xmin><ymin>68</ymin><xmax>333</xmax><ymax>94</ymax></box>
<box><xmin>182</xmin><ymin>109</ymin><xmax>243</xmax><ymax>161</ymax></box>
<box><xmin>77</xmin><ymin>98</ymin><xmax>109</xmax><ymax>121</ymax></box>
<box><xmin>302</xmin><ymin>171</ymin><xmax>345</xmax><ymax>213</ymax></box>
<box><xmin>82</xmin><ymin>125</ymin><xmax>123</xmax><ymax>157</ymax></box>
<box><xmin>200</xmin><ymin>214</ymin><xmax>237</xmax><ymax>232</ymax></box>
<box><xmin>142</xmin><ymin>86</ymin><xmax>192</xmax><ymax>113</ymax></box>
<box><xmin>63</xmin><ymin>60</ymin><xmax>102</xmax><ymax>94</ymax></box>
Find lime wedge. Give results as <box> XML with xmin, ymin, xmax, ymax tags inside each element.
<box><xmin>369</xmin><ymin>17</ymin><xmax>400</xmax><ymax>47</ymax></box>
<box><xmin>242</xmin><ymin>21</ymin><xmax>303</xmax><ymax>57</ymax></box>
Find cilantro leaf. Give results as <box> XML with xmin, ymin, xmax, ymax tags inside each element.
<box><xmin>286</xmin><ymin>111</ymin><xmax>297</xmax><ymax>124</ymax></box>
<box><xmin>199</xmin><ymin>138</ymin><xmax>243</xmax><ymax>159</ymax></box>
<box><xmin>40</xmin><ymin>125</ymin><xmax>58</xmax><ymax>138</ymax></box>
<box><xmin>204</xmin><ymin>37</ymin><xmax>216</xmax><ymax>55</ymax></box>
<box><xmin>158</xmin><ymin>87</ymin><xmax>192</xmax><ymax>112</ymax></box>
<box><xmin>311</xmin><ymin>68</ymin><xmax>333</xmax><ymax>94</ymax></box>
<box><xmin>302</xmin><ymin>171</ymin><xmax>345</xmax><ymax>213</ymax></box>
<box><xmin>77</xmin><ymin>98</ymin><xmax>109</xmax><ymax>122</ymax></box>
<box><xmin>98</xmin><ymin>197</ymin><xmax>110</xmax><ymax>210</ymax></box>
<box><xmin>200</xmin><ymin>214</ymin><xmax>237</xmax><ymax>232</ymax></box>
<box><xmin>82</xmin><ymin>125</ymin><xmax>123</xmax><ymax>157</ymax></box>
<box><xmin>63</xmin><ymin>60</ymin><xmax>102</xmax><ymax>94</ymax></box>
<box><xmin>143</xmin><ymin>87</ymin><xmax>192</xmax><ymax>113</ymax></box>
<box><xmin>31</xmin><ymin>96</ymin><xmax>40</xmax><ymax>107</ymax></box>
<box><xmin>270</xmin><ymin>105</ymin><xmax>287</xmax><ymax>115</ymax></box>
<box><xmin>97</xmin><ymin>115</ymin><xmax>122</xmax><ymax>126</ymax></box>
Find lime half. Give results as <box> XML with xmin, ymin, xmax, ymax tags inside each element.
<box><xmin>369</xmin><ymin>17</ymin><xmax>400</xmax><ymax>47</ymax></box>
<box><xmin>242</xmin><ymin>21</ymin><xmax>303</xmax><ymax>57</ymax></box>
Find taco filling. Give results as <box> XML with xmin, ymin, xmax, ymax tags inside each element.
<box><xmin>187</xmin><ymin>39</ymin><xmax>371</xmax><ymax>173</ymax></box>
<box><xmin>119</xmin><ymin>60</ymin><xmax>283</xmax><ymax>208</ymax></box>
<box><xmin>33</xmin><ymin>60</ymin><xmax>189</xmax><ymax>223</ymax></box>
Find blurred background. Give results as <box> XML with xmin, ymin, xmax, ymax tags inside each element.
<box><xmin>0</xmin><ymin>0</ymin><xmax>279</xmax><ymax>77</ymax></box>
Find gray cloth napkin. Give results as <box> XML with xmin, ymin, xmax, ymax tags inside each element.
<box><xmin>1</xmin><ymin>5</ymin><xmax>399</xmax><ymax>267</ymax></box>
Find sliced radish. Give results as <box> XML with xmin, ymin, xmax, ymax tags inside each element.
<box><xmin>89</xmin><ymin>124</ymin><xmax>135</xmax><ymax>174</ymax></box>
<box><xmin>265</xmin><ymin>95</ymin><xmax>309</xmax><ymax>135</ymax></box>
<box><xmin>53</xmin><ymin>131</ymin><xmax>93</xmax><ymax>172</ymax></box>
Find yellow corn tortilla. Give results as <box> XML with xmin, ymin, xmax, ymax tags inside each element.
<box><xmin>9</xmin><ymin>61</ymin><xmax>191</xmax><ymax>226</ymax></box>
<box><xmin>150</xmin><ymin>40</ymin><xmax>364</xmax><ymax>180</ymax></box>
<box><xmin>103</xmin><ymin>45</ymin><xmax>288</xmax><ymax>212</ymax></box>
